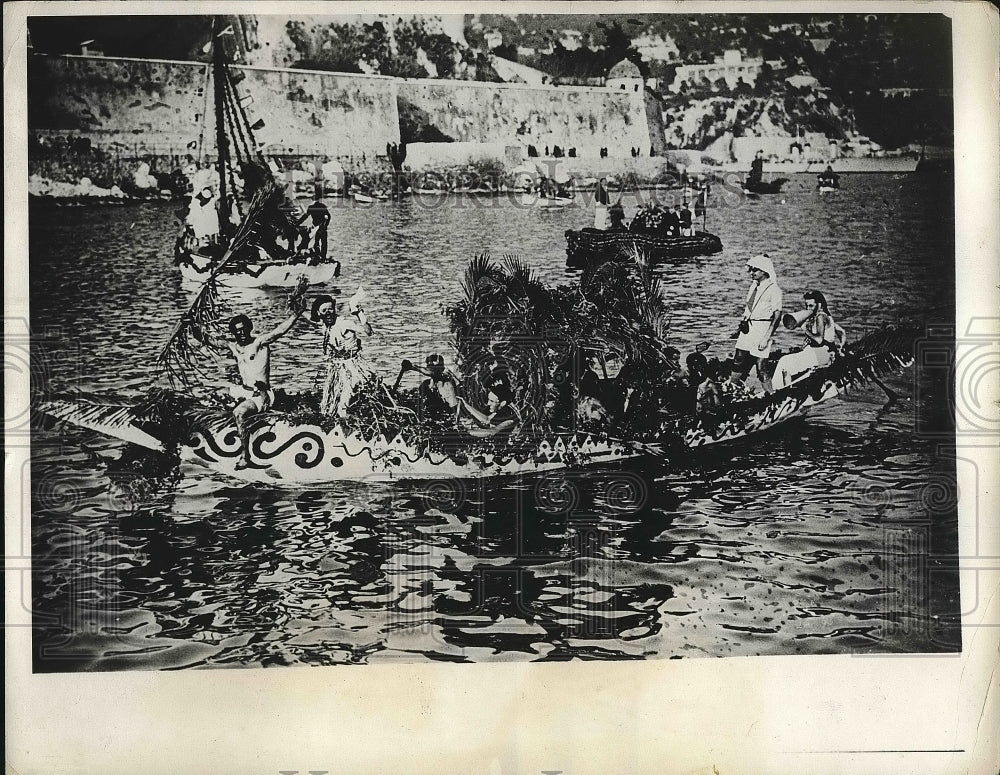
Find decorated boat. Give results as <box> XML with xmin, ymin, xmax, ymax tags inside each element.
<box><xmin>177</xmin><ymin>252</ymin><xmax>339</xmax><ymax>288</ymax></box>
<box><xmin>172</xmin><ymin>17</ymin><xmax>340</xmax><ymax>289</ymax></box>
<box><xmin>652</xmin><ymin>329</ymin><xmax>917</xmax><ymax>451</ymax></box>
<box><xmin>38</xmin><ymin>393</ymin><xmax>637</xmax><ymax>484</ymax></box>
<box><xmin>565</xmin><ymin>228</ymin><xmax>723</xmax><ymax>268</ymax></box>
<box><xmin>38</xmin><ymin>244</ymin><xmax>649</xmax><ymax>485</ymax></box>
<box><xmin>521</xmin><ymin>192</ymin><xmax>575</xmax><ymax>209</ymax></box>
<box><xmin>37</xmin><ymin>229</ymin><xmax>918</xmax><ymax>486</ymax></box>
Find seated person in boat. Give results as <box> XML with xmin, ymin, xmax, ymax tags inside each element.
<box><xmin>772</xmin><ymin>290</ymin><xmax>847</xmax><ymax>390</ymax></box>
<box><xmin>406</xmin><ymin>353</ymin><xmax>462</xmax><ymax>419</ymax></box>
<box><xmin>309</xmin><ymin>293</ymin><xmax>375</xmax><ymax>419</ymax></box>
<box><xmin>664</xmin><ymin>205</ymin><xmax>680</xmax><ymax>237</ymax></box>
<box><xmin>608</xmin><ymin>200</ymin><xmax>627</xmax><ymax>231</ymax></box>
<box><xmin>818</xmin><ymin>165</ymin><xmax>839</xmax><ymax>188</ymax></box>
<box><xmin>629</xmin><ymin>203</ymin><xmax>666</xmax><ymax>234</ymax></box>
<box><xmin>249</xmin><ymin>183</ymin><xmax>301</xmax><ymax>263</ymax></box>
<box><xmin>730</xmin><ymin>253</ymin><xmax>783</xmax><ymax>391</ymax></box>
<box><xmin>295</xmin><ymin>196</ymin><xmax>331</xmax><ymax>264</ymax></box>
<box><xmin>195</xmin><ymin>308</ymin><xmax>304</xmax><ymax>469</ymax></box>
<box><xmin>575</xmin><ymin>363</ymin><xmax>609</xmax><ymax>425</ymax></box>
<box><xmin>686</xmin><ymin>352</ymin><xmax>721</xmax><ymax>414</ymax></box>
<box><xmin>456</xmin><ymin>384</ymin><xmax>520</xmax><ymax>438</ymax></box>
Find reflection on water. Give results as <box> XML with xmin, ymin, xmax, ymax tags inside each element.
<box><xmin>29</xmin><ymin>173</ymin><xmax>959</xmax><ymax>670</ymax></box>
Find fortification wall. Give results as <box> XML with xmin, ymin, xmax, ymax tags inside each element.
<box><xmin>29</xmin><ymin>55</ymin><xmax>401</xmax><ymax>159</ymax></box>
<box><xmin>28</xmin><ymin>55</ymin><xmax>210</xmax><ymax>155</ymax></box>
<box><xmin>29</xmin><ymin>54</ymin><xmax>655</xmax><ymax>165</ymax></box>
<box><xmin>234</xmin><ymin>65</ymin><xmax>400</xmax><ymax>157</ymax></box>
<box><xmin>396</xmin><ymin>78</ymin><xmax>651</xmax><ymax>157</ymax></box>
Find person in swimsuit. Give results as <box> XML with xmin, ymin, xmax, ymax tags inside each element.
<box><xmin>194</xmin><ymin>309</ymin><xmax>303</xmax><ymax>469</ymax></box>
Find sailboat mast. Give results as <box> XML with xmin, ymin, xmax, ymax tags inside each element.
<box><xmin>211</xmin><ymin>16</ymin><xmax>231</xmax><ymax>241</ymax></box>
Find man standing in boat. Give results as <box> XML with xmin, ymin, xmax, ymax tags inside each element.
<box><xmin>730</xmin><ymin>253</ymin><xmax>783</xmax><ymax>390</ymax></box>
<box><xmin>679</xmin><ymin>201</ymin><xmax>694</xmax><ymax>236</ymax></box>
<box><xmin>296</xmin><ymin>193</ymin><xmax>332</xmax><ymax>264</ymax></box>
<box><xmin>594</xmin><ymin>178</ymin><xmax>611</xmax><ymax>229</ymax></box>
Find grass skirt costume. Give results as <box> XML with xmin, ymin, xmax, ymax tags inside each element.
<box><xmin>319</xmin><ymin>330</ymin><xmax>377</xmax><ymax>418</ymax></box>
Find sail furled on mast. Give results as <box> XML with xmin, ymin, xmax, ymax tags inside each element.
<box><xmin>209</xmin><ymin>14</ymin><xmax>270</xmax><ymax>236</ymax></box>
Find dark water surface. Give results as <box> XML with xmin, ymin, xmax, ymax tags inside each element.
<box><xmin>29</xmin><ymin>173</ymin><xmax>960</xmax><ymax>670</ymax></box>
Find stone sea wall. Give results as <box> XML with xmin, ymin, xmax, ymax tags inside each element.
<box><xmin>29</xmin><ymin>54</ymin><xmax>654</xmax><ymax>165</ymax></box>
<box><xmin>395</xmin><ymin>79</ymin><xmax>651</xmax><ymax>157</ymax></box>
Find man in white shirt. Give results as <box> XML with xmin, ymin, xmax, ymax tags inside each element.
<box><xmin>731</xmin><ymin>253</ymin><xmax>783</xmax><ymax>389</ymax></box>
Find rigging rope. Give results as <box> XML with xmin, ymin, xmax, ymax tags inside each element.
<box><xmin>223</xmin><ymin>71</ymin><xmax>253</xmax><ymax>166</ymax></box>
<box><xmin>220</xmin><ymin>81</ymin><xmax>247</xmax><ymax>221</ymax></box>
<box><xmin>229</xmin><ymin>68</ymin><xmax>268</xmax><ymax>166</ymax></box>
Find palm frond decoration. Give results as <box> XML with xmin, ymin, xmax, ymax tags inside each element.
<box><xmin>155</xmin><ymin>185</ymin><xmax>282</xmax><ymax>386</ymax></box>
<box><xmin>446</xmin><ymin>248</ymin><xmax>680</xmax><ymax>432</ymax></box>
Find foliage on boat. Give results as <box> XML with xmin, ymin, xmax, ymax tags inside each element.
<box><xmin>446</xmin><ymin>249</ymin><xmax>679</xmax><ymax>434</ymax></box>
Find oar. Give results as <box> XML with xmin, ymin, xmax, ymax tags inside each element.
<box><xmin>871</xmin><ymin>373</ymin><xmax>899</xmax><ymax>404</ymax></box>
<box><xmin>392</xmin><ymin>359</ymin><xmax>413</xmax><ymax>393</ymax></box>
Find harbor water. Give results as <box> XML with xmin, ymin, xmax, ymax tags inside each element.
<box><xmin>27</xmin><ymin>172</ymin><xmax>960</xmax><ymax>670</ymax></box>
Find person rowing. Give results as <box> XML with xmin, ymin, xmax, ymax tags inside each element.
<box><xmin>456</xmin><ymin>383</ymin><xmax>520</xmax><ymax>438</ymax></box>
<box><xmin>403</xmin><ymin>353</ymin><xmax>462</xmax><ymax>420</ymax></box>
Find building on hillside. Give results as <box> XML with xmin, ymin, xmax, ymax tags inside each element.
<box><xmin>559</xmin><ymin>30</ymin><xmax>584</xmax><ymax>51</ymax></box>
<box><xmin>483</xmin><ymin>30</ymin><xmax>503</xmax><ymax>50</ymax></box>
<box><xmin>606</xmin><ymin>58</ymin><xmax>644</xmax><ymax>92</ymax></box>
<box><xmin>668</xmin><ymin>50</ymin><xmax>763</xmax><ymax>92</ymax></box>
<box><xmin>491</xmin><ymin>56</ymin><xmax>549</xmax><ymax>87</ymax></box>
<box><xmin>809</xmin><ymin>38</ymin><xmax>833</xmax><ymax>53</ymax></box>
<box><xmin>632</xmin><ymin>33</ymin><xmax>679</xmax><ymax>62</ymax></box>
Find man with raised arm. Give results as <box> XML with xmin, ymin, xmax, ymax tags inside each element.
<box><xmin>225</xmin><ymin>308</ymin><xmax>304</xmax><ymax>468</ymax></box>
<box><xmin>194</xmin><ymin>301</ymin><xmax>305</xmax><ymax>469</ymax></box>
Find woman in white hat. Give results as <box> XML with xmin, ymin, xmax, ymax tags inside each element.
<box><xmin>731</xmin><ymin>253</ymin><xmax>783</xmax><ymax>389</ymax></box>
